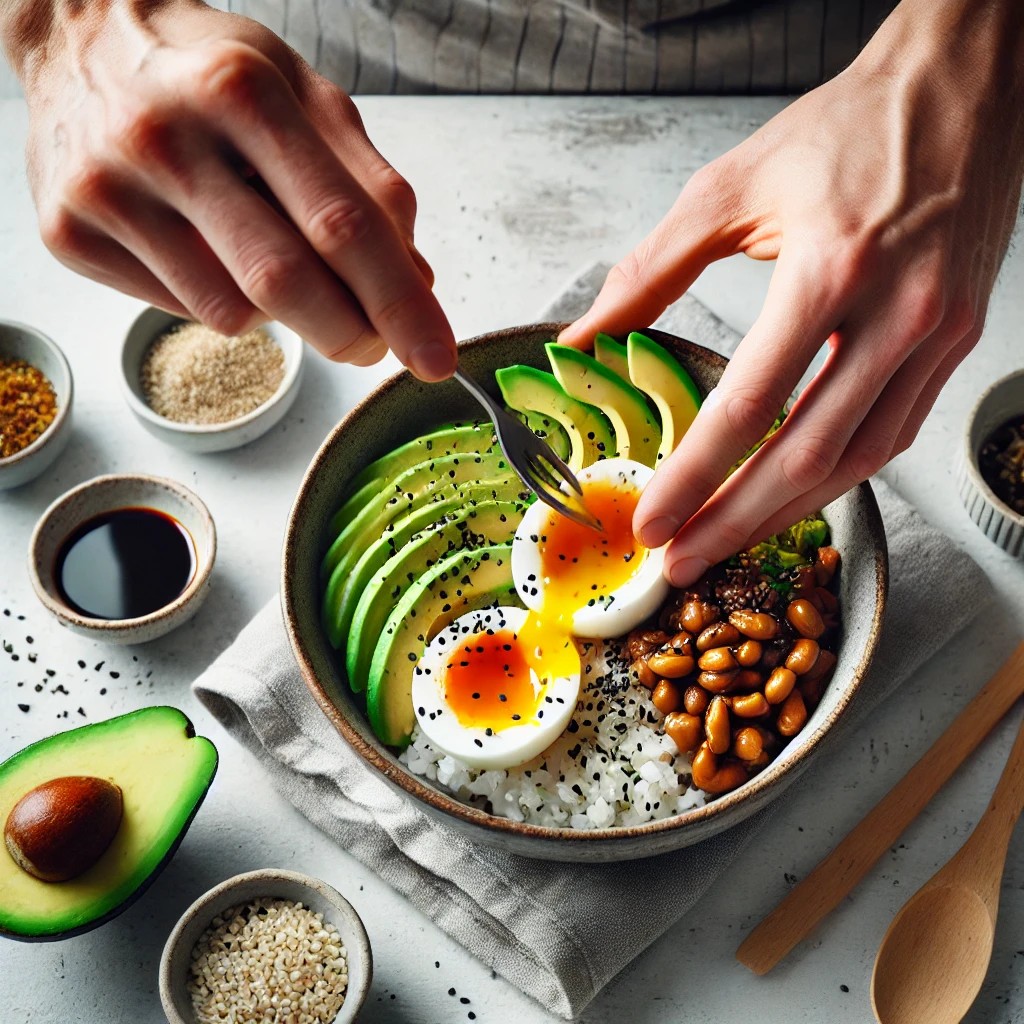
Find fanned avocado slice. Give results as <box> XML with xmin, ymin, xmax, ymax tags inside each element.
<box><xmin>514</xmin><ymin>409</ymin><xmax>571</xmax><ymax>461</ymax></box>
<box><xmin>346</xmin><ymin>421</ymin><xmax>496</xmax><ymax>495</ymax></box>
<box><xmin>546</xmin><ymin>342</ymin><xmax>662</xmax><ymax>468</ymax></box>
<box><xmin>366</xmin><ymin>544</ymin><xmax>518</xmax><ymax>746</ymax></box>
<box><xmin>347</xmin><ymin>500</ymin><xmax>526</xmax><ymax>690</ymax></box>
<box><xmin>325</xmin><ymin>478</ymin><xmax>531</xmax><ymax>657</ymax></box>
<box><xmin>626</xmin><ymin>331</ymin><xmax>702</xmax><ymax>463</ymax></box>
<box><xmin>0</xmin><ymin>707</ymin><xmax>217</xmax><ymax>941</ymax></box>
<box><xmin>495</xmin><ymin>365</ymin><xmax>613</xmax><ymax>471</ymax></box>
<box><xmin>321</xmin><ymin>449</ymin><xmax>512</xmax><ymax>580</ymax></box>
<box><xmin>594</xmin><ymin>332</ymin><xmax>630</xmax><ymax>380</ymax></box>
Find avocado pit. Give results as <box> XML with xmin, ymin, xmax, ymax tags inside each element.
<box><xmin>4</xmin><ymin>775</ymin><xmax>123</xmax><ymax>882</ymax></box>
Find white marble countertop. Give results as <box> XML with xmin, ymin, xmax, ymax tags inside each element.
<box><xmin>1</xmin><ymin>95</ymin><xmax>1022</xmax><ymax>1024</ymax></box>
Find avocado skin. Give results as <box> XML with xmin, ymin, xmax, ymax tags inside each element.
<box><xmin>0</xmin><ymin>706</ymin><xmax>218</xmax><ymax>942</ymax></box>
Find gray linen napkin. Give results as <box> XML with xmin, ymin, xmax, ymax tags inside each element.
<box><xmin>194</xmin><ymin>270</ymin><xmax>993</xmax><ymax>1020</ymax></box>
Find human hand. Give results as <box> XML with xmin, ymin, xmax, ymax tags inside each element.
<box><xmin>3</xmin><ymin>0</ymin><xmax>456</xmax><ymax>380</ymax></box>
<box><xmin>560</xmin><ymin>0</ymin><xmax>1024</xmax><ymax>584</ymax></box>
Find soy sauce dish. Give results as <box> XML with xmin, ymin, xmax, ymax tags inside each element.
<box><xmin>29</xmin><ymin>474</ymin><xmax>216</xmax><ymax>644</ymax></box>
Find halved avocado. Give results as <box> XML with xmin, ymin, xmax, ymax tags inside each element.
<box><xmin>347</xmin><ymin>500</ymin><xmax>526</xmax><ymax>690</ymax></box>
<box><xmin>325</xmin><ymin>480</ymin><xmax>532</xmax><ymax>657</ymax></box>
<box><xmin>593</xmin><ymin>332</ymin><xmax>630</xmax><ymax>380</ymax></box>
<box><xmin>626</xmin><ymin>331</ymin><xmax>702</xmax><ymax>463</ymax></box>
<box><xmin>0</xmin><ymin>706</ymin><xmax>217</xmax><ymax>941</ymax></box>
<box><xmin>546</xmin><ymin>342</ymin><xmax>662</xmax><ymax>467</ymax></box>
<box><xmin>321</xmin><ymin>449</ymin><xmax>513</xmax><ymax>580</ymax></box>
<box><xmin>366</xmin><ymin>544</ymin><xmax>518</xmax><ymax>746</ymax></box>
<box><xmin>495</xmin><ymin>365</ymin><xmax>614</xmax><ymax>470</ymax></box>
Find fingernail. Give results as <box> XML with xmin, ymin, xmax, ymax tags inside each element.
<box><xmin>410</xmin><ymin>340</ymin><xmax>457</xmax><ymax>381</ymax></box>
<box><xmin>667</xmin><ymin>556</ymin><xmax>711</xmax><ymax>587</ymax></box>
<box><xmin>637</xmin><ymin>515</ymin><xmax>679</xmax><ymax>548</ymax></box>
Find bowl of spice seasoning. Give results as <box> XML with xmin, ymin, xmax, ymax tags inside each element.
<box><xmin>28</xmin><ymin>473</ymin><xmax>216</xmax><ymax>643</ymax></box>
<box><xmin>160</xmin><ymin>868</ymin><xmax>372</xmax><ymax>1024</ymax></box>
<box><xmin>121</xmin><ymin>306</ymin><xmax>304</xmax><ymax>453</ymax></box>
<box><xmin>0</xmin><ymin>319</ymin><xmax>73</xmax><ymax>490</ymax></box>
<box><xmin>957</xmin><ymin>367</ymin><xmax>1024</xmax><ymax>558</ymax></box>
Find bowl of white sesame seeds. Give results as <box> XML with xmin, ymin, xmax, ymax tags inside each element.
<box><xmin>120</xmin><ymin>306</ymin><xmax>305</xmax><ymax>453</ymax></box>
<box><xmin>159</xmin><ymin>868</ymin><xmax>372</xmax><ymax>1024</ymax></box>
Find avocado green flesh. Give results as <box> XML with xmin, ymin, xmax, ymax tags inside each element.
<box><xmin>546</xmin><ymin>343</ymin><xmax>662</xmax><ymax>467</ymax></box>
<box><xmin>326</xmin><ymin>478</ymin><xmax>531</xmax><ymax>659</ymax></box>
<box><xmin>346</xmin><ymin>422</ymin><xmax>496</xmax><ymax>495</ymax></box>
<box><xmin>495</xmin><ymin>365</ymin><xmax>614</xmax><ymax>470</ymax></box>
<box><xmin>347</xmin><ymin>500</ymin><xmax>526</xmax><ymax>690</ymax></box>
<box><xmin>626</xmin><ymin>331</ymin><xmax>703</xmax><ymax>463</ymax></box>
<box><xmin>0</xmin><ymin>706</ymin><xmax>217</xmax><ymax>940</ymax></box>
<box><xmin>327</xmin><ymin>476</ymin><xmax>385</xmax><ymax>539</ymax></box>
<box><xmin>366</xmin><ymin>544</ymin><xmax>518</xmax><ymax>746</ymax></box>
<box><xmin>593</xmin><ymin>333</ymin><xmax>630</xmax><ymax>380</ymax></box>
<box><xmin>321</xmin><ymin>450</ymin><xmax>511</xmax><ymax>580</ymax></box>
<box><xmin>516</xmin><ymin>409</ymin><xmax>571</xmax><ymax>461</ymax></box>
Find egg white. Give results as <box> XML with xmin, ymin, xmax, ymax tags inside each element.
<box><xmin>411</xmin><ymin>605</ymin><xmax>581</xmax><ymax>770</ymax></box>
<box><xmin>511</xmin><ymin>457</ymin><xmax>669</xmax><ymax>638</ymax></box>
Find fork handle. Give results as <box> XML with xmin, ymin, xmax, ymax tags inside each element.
<box><xmin>454</xmin><ymin>368</ymin><xmax>503</xmax><ymax>420</ymax></box>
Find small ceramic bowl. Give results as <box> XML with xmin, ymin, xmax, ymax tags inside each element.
<box><xmin>957</xmin><ymin>367</ymin><xmax>1024</xmax><ymax>557</ymax></box>
<box><xmin>28</xmin><ymin>473</ymin><xmax>216</xmax><ymax>644</ymax></box>
<box><xmin>0</xmin><ymin>319</ymin><xmax>73</xmax><ymax>490</ymax></box>
<box><xmin>159</xmin><ymin>868</ymin><xmax>372</xmax><ymax>1024</ymax></box>
<box><xmin>120</xmin><ymin>306</ymin><xmax>305</xmax><ymax>453</ymax></box>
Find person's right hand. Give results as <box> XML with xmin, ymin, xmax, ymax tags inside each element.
<box><xmin>5</xmin><ymin>0</ymin><xmax>456</xmax><ymax>381</ymax></box>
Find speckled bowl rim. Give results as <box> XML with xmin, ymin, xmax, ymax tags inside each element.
<box><xmin>158</xmin><ymin>867</ymin><xmax>372</xmax><ymax>1024</ymax></box>
<box><xmin>119</xmin><ymin>308</ymin><xmax>305</xmax><ymax>436</ymax></box>
<box><xmin>28</xmin><ymin>473</ymin><xmax>217</xmax><ymax>634</ymax></box>
<box><xmin>0</xmin><ymin>318</ymin><xmax>73</xmax><ymax>469</ymax></box>
<box><xmin>962</xmin><ymin>367</ymin><xmax>1024</xmax><ymax>528</ymax></box>
<box><xmin>283</xmin><ymin>324</ymin><xmax>888</xmax><ymax>850</ymax></box>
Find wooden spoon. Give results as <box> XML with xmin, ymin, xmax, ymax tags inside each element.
<box><xmin>870</xmin><ymin>706</ymin><xmax>1024</xmax><ymax>1024</ymax></box>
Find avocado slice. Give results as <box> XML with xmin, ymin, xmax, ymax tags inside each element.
<box><xmin>366</xmin><ymin>544</ymin><xmax>518</xmax><ymax>746</ymax></box>
<box><xmin>347</xmin><ymin>421</ymin><xmax>497</xmax><ymax>494</ymax></box>
<box><xmin>325</xmin><ymin>478</ymin><xmax>531</xmax><ymax>657</ymax></box>
<box><xmin>514</xmin><ymin>409</ymin><xmax>571</xmax><ymax>462</ymax></box>
<box><xmin>321</xmin><ymin>449</ymin><xmax>513</xmax><ymax>581</ymax></box>
<box><xmin>546</xmin><ymin>342</ymin><xmax>662</xmax><ymax>468</ymax></box>
<box><xmin>626</xmin><ymin>331</ymin><xmax>703</xmax><ymax>463</ymax></box>
<box><xmin>594</xmin><ymin>332</ymin><xmax>630</xmax><ymax>380</ymax></box>
<box><xmin>495</xmin><ymin>365</ymin><xmax>614</xmax><ymax>471</ymax></box>
<box><xmin>0</xmin><ymin>706</ymin><xmax>217</xmax><ymax>941</ymax></box>
<box><xmin>347</xmin><ymin>500</ymin><xmax>526</xmax><ymax>690</ymax></box>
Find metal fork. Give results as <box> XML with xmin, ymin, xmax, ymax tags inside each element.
<box><xmin>454</xmin><ymin>367</ymin><xmax>603</xmax><ymax>531</ymax></box>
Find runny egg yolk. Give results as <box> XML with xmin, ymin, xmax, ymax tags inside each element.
<box><xmin>440</xmin><ymin>477</ymin><xmax>644</xmax><ymax>735</ymax></box>
<box><xmin>443</xmin><ymin>629</ymin><xmax>537</xmax><ymax>728</ymax></box>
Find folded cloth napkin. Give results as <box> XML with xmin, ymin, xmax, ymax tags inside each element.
<box><xmin>194</xmin><ymin>269</ymin><xmax>993</xmax><ymax>1020</ymax></box>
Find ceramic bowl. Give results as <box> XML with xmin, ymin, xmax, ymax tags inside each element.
<box><xmin>120</xmin><ymin>306</ymin><xmax>305</xmax><ymax>453</ymax></box>
<box><xmin>283</xmin><ymin>324</ymin><xmax>888</xmax><ymax>861</ymax></box>
<box><xmin>159</xmin><ymin>868</ymin><xmax>372</xmax><ymax>1024</ymax></box>
<box><xmin>0</xmin><ymin>319</ymin><xmax>73</xmax><ymax>490</ymax></box>
<box><xmin>956</xmin><ymin>367</ymin><xmax>1024</xmax><ymax>558</ymax></box>
<box><xmin>28</xmin><ymin>473</ymin><xmax>216</xmax><ymax>644</ymax></box>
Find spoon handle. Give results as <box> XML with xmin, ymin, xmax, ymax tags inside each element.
<box><xmin>942</xmin><ymin>706</ymin><xmax>1024</xmax><ymax>908</ymax></box>
<box><xmin>736</xmin><ymin>642</ymin><xmax>1024</xmax><ymax>975</ymax></box>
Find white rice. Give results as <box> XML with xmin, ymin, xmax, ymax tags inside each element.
<box><xmin>399</xmin><ymin>640</ymin><xmax>706</xmax><ymax>829</ymax></box>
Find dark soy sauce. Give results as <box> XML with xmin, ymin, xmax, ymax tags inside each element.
<box><xmin>55</xmin><ymin>507</ymin><xmax>196</xmax><ymax>620</ymax></box>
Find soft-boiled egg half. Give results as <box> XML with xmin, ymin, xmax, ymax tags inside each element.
<box><xmin>411</xmin><ymin>457</ymin><xmax>668</xmax><ymax>770</ymax></box>
<box><xmin>411</xmin><ymin>605</ymin><xmax>581</xmax><ymax>769</ymax></box>
<box><xmin>512</xmin><ymin>457</ymin><xmax>670</xmax><ymax>638</ymax></box>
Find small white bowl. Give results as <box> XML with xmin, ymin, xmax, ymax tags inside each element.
<box><xmin>120</xmin><ymin>307</ymin><xmax>305</xmax><ymax>453</ymax></box>
<box><xmin>28</xmin><ymin>473</ymin><xmax>216</xmax><ymax>644</ymax></box>
<box><xmin>957</xmin><ymin>367</ymin><xmax>1024</xmax><ymax>558</ymax></box>
<box><xmin>0</xmin><ymin>319</ymin><xmax>73</xmax><ymax>490</ymax></box>
<box><xmin>159</xmin><ymin>868</ymin><xmax>372</xmax><ymax>1024</ymax></box>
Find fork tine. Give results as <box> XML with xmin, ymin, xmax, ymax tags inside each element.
<box><xmin>534</xmin><ymin>445</ymin><xmax>585</xmax><ymax>497</ymax></box>
<box><xmin>523</xmin><ymin>450</ymin><xmax>565</xmax><ymax>492</ymax></box>
<box><xmin>525</xmin><ymin>468</ymin><xmax>604</xmax><ymax>532</ymax></box>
